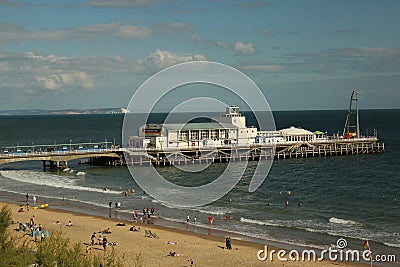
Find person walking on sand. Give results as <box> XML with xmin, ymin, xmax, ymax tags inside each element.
<box><xmin>32</xmin><ymin>195</ymin><xmax>37</xmax><ymax>205</ymax></box>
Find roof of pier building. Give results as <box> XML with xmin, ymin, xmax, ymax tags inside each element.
<box><xmin>279</xmin><ymin>126</ymin><xmax>314</xmax><ymax>136</ymax></box>
<box><xmin>163</xmin><ymin>122</ymin><xmax>239</xmax><ymax>131</ymax></box>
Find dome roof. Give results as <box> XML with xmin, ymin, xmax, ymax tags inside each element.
<box><xmin>279</xmin><ymin>126</ymin><xmax>314</xmax><ymax>136</ymax></box>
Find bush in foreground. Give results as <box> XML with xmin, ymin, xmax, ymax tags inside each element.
<box><xmin>1</xmin><ymin>205</ymin><xmax>126</xmax><ymax>267</ymax></box>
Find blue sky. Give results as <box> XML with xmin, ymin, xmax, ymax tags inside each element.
<box><xmin>0</xmin><ymin>0</ymin><xmax>399</xmax><ymax>111</ymax></box>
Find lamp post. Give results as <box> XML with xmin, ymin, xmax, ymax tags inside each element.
<box><xmin>70</xmin><ymin>139</ymin><xmax>72</xmax><ymax>151</ymax></box>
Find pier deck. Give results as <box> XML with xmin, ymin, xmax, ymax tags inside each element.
<box><xmin>124</xmin><ymin>137</ymin><xmax>384</xmax><ymax>166</ymax></box>
<box><xmin>1</xmin><ymin>137</ymin><xmax>384</xmax><ymax>168</ymax></box>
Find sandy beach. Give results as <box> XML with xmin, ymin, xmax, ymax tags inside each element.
<box><xmin>4</xmin><ymin>201</ymin><xmax>367</xmax><ymax>267</ymax></box>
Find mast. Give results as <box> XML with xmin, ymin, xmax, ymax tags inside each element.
<box><xmin>342</xmin><ymin>91</ymin><xmax>360</xmax><ymax>138</ymax></box>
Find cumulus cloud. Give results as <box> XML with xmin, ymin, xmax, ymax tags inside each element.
<box><xmin>234</xmin><ymin>41</ymin><xmax>255</xmax><ymax>55</ymax></box>
<box><xmin>190</xmin><ymin>34</ymin><xmax>256</xmax><ymax>55</ymax></box>
<box><xmin>215</xmin><ymin>41</ymin><xmax>229</xmax><ymax>49</ymax></box>
<box><xmin>138</xmin><ymin>49</ymin><xmax>207</xmax><ymax>72</ymax></box>
<box><xmin>0</xmin><ymin>50</ymin><xmax>207</xmax><ymax>94</ymax></box>
<box><xmin>36</xmin><ymin>71</ymin><xmax>95</xmax><ymax>91</ymax></box>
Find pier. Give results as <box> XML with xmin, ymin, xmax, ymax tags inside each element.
<box><xmin>123</xmin><ymin>136</ymin><xmax>384</xmax><ymax>167</ymax></box>
<box><xmin>0</xmin><ymin>141</ymin><xmax>125</xmax><ymax>168</ymax></box>
<box><xmin>0</xmin><ymin>137</ymin><xmax>385</xmax><ymax>168</ymax></box>
<box><xmin>0</xmin><ymin>92</ymin><xmax>386</xmax><ymax>169</ymax></box>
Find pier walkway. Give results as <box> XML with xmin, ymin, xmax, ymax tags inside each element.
<box><xmin>0</xmin><ymin>142</ymin><xmax>124</xmax><ymax>168</ymax></box>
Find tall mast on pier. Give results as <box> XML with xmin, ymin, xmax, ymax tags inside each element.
<box><xmin>343</xmin><ymin>91</ymin><xmax>360</xmax><ymax>138</ymax></box>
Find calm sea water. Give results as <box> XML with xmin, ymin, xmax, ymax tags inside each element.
<box><xmin>0</xmin><ymin>110</ymin><xmax>399</xmax><ymax>265</ymax></box>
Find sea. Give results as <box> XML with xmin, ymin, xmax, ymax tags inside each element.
<box><xmin>0</xmin><ymin>110</ymin><xmax>399</xmax><ymax>265</ymax></box>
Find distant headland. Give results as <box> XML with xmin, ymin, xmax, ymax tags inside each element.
<box><xmin>0</xmin><ymin>107</ymin><xmax>129</xmax><ymax>116</ymax></box>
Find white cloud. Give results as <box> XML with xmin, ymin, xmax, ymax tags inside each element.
<box><xmin>139</xmin><ymin>49</ymin><xmax>207</xmax><ymax>72</ymax></box>
<box><xmin>86</xmin><ymin>0</ymin><xmax>166</xmax><ymax>8</ymax></box>
<box><xmin>346</xmin><ymin>47</ymin><xmax>400</xmax><ymax>57</ymax></box>
<box><xmin>156</xmin><ymin>22</ymin><xmax>193</xmax><ymax>34</ymax></box>
<box><xmin>0</xmin><ymin>50</ymin><xmax>207</xmax><ymax>94</ymax></box>
<box><xmin>113</xmin><ymin>25</ymin><xmax>152</xmax><ymax>39</ymax></box>
<box><xmin>243</xmin><ymin>64</ymin><xmax>284</xmax><ymax>72</ymax></box>
<box><xmin>215</xmin><ymin>41</ymin><xmax>229</xmax><ymax>49</ymax></box>
<box><xmin>0</xmin><ymin>22</ymin><xmax>151</xmax><ymax>43</ymax></box>
<box><xmin>74</xmin><ymin>22</ymin><xmax>151</xmax><ymax>41</ymax></box>
<box><xmin>234</xmin><ymin>41</ymin><xmax>255</xmax><ymax>55</ymax></box>
<box><xmin>190</xmin><ymin>35</ymin><xmax>256</xmax><ymax>55</ymax></box>
<box><xmin>262</xmin><ymin>28</ymin><xmax>272</xmax><ymax>35</ymax></box>
<box><xmin>35</xmin><ymin>71</ymin><xmax>95</xmax><ymax>91</ymax></box>
<box><xmin>191</xmin><ymin>34</ymin><xmax>201</xmax><ymax>41</ymax></box>
<box><xmin>0</xmin><ymin>23</ymin><xmax>67</xmax><ymax>43</ymax></box>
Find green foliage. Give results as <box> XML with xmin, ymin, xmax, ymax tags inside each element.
<box><xmin>133</xmin><ymin>252</ymin><xmax>144</xmax><ymax>267</ymax></box>
<box><xmin>0</xmin><ymin>205</ymin><xmax>12</xmax><ymax>234</ymax></box>
<box><xmin>36</xmin><ymin>231</ymin><xmax>92</xmax><ymax>267</ymax></box>
<box><xmin>92</xmin><ymin>247</ymin><xmax>124</xmax><ymax>267</ymax></box>
<box><xmin>0</xmin><ymin>205</ymin><xmax>126</xmax><ymax>267</ymax></box>
<box><xmin>0</xmin><ymin>205</ymin><xmax>35</xmax><ymax>266</ymax></box>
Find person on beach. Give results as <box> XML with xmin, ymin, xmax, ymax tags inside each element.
<box><xmin>66</xmin><ymin>220</ymin><xmax>72</xmax><ymax>226</ymax></box>
<box><xmin>186</xmin><ymin>215</ymin><xmax>190</xmax><ymax>223</ymax></box>
<box><xmin>147</xmin><ymin>208</ymin><xmax>151</xmax><ymax>218</ymax></box>
<box><xmin>109</xmin><ymin>201</ymin><xmax>112</xmax><ymax>209</ymax></box>
<box><xmin>169</xmin><ymin>251</ymin><xmax>182</xmax><ymax>257</ymax></box>
<box><xmin>151</xmin><ymin>207</ymin><xmax>155</xmax><ymax>215</ymax></box>
<box><xmin>226</xmin><ymin>236</ymin><xmax>232</xmax><ymax>250</ymax></box>
<box><xmin>208</xmin><ymin>215</ymin><xmax>213</xmax><ymax>226</ymax></box>
<box><xmin>102</xmin><ymin>237</ymin><xmax>107</xmax><ymax>251</ymax></box>
<box><xmin>193</xmin><ymin>216</ymin><xmax>197</xmax><ymax>224</ymax></box>
<box><xmin>91</xmin><ymin>232</ymin><xmax>96</xmax><ymax>246</ymax></box>
<box><xmin>26</xmin><ymin>193</ymin><xmax>29</xmax><ymax>202</ymax></box>
<box><xmin>41</xmin><ymin>231</ymin><xmax>45</xmax><ymax>242</ymax></box>
<box><xmin>132</xmin><ymin>211</ymin><xmax>137</xmax><ymax>222</ymax></box>
<box><xmin>32</xmin><ymin>195</ymin><xmax>37</xmax><ymax>205</ymax></box>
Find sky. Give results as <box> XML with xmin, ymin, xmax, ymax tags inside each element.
<box><xmin>0</xmin><ymin>0</ymin><xmax>399</xmax><ymax>111</ymax></box>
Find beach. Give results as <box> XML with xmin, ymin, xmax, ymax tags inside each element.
<box><xmin>4</xmin><ymin>201</ymin><xmax>368</xmax><ymax>267</ymax></box>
